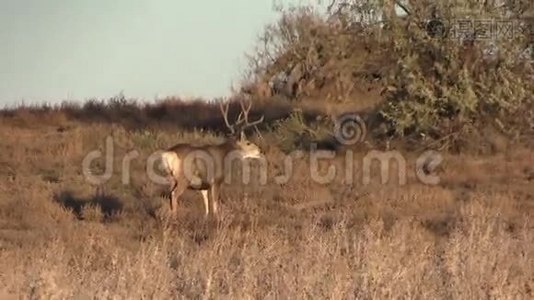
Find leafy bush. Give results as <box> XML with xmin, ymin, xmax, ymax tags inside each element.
<box><xmin>375</xmin><ymin>1</ymin><xmax>534</xmax><ymax>141</ymax></box>
<box><xmin>242</xmin><ymin>5</ymin><xmax>389</xmax><ymax>102</ymax></box>
<box><xmin>271</xmin><ymin>109</ymin><xmax>336</xmax><ymax>153</ymax></box>
<box><xmin>244</xmin><ymin>0</ymin><xmax>534</xmax><ymax>147</ymax></box>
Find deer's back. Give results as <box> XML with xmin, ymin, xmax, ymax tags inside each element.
<box><xmin>164</xmin><ymin>142</ymin><xmax>235</xmax><ymax>184</ymax></box>
<box><xmin>167</xmin><ymin>141</ymin><xmax>235</xmax><ymax>159</ymax></box>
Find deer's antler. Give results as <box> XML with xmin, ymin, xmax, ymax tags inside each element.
<box><xmin>219</xmin><ymin>100</ymin><xmax>236</xmax><ymax>135</ymax></box>
<box><xmin>219</xmin><ymin>98</ymin><xmax>264</xmax><ymax>139</ymax></box>
<box><xmin>238</xmin><ymin>99</ymin><xmax>264</xmax><ymax>131</ymax></box>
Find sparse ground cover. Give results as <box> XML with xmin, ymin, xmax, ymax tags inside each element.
<box><xmin>0</xmin><ymin>116</ymin><xmax>532</xmax><ymax>299</ymax></box>
<box><xmin>2</xmin><ymin>1</ymin><xmax>534</xmax><ymax>298</ymax></box>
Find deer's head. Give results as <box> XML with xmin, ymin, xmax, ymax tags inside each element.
<box><xmin>219</xmin><ymin>98</ymin><xmax>264</xmax><ymax>159</ymax></box>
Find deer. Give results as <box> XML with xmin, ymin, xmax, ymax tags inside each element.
<box><xmin>159</xmin><ymin>99</ymin><xmax>265</xmax><ymax>218</ymax></box>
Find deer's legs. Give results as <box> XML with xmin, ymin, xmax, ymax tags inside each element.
<box><xmin>170</xmin><ymin>179</ymin><xmax>187</xmax><ymax>216</ymax></box>
<box><xmin>210</xmin><ymin>185</ymin><xmax>219</xmax><ymax>215</ymax></box>
<box><xmin>200</xmin><ymin>190</ymin><xmax>209</xmax><ymax>217</ymax></box>
<box><xmin>168</xmin><ymin>180</ymin><xmax>177</xmax><ymax>210</ymax></box>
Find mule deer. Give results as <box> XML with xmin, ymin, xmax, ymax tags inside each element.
<box><xmin>159</xmin><ymin>99</ymin><xmax>264</xmax><ymax>218</ymax></box>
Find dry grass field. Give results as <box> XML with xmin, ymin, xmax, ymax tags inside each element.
<box><xmin>1</xmin><ymin>2</ymin><xmax>534</xmax><ymax>298</ymax></box>
<box><xmin>0</xmin><ymin>107</ymin><xmax>532</xmax><ymax>299</ymax></box>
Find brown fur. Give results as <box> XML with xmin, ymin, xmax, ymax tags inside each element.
<box><xmin>160</xmin><ymin>99</ymin><xmax>264</xmax><ymax>218</ymax></box>
<box><xmin>161</xmin><ymin>137</ymin><xmax>262</xmax><ymax>217</ymax></box>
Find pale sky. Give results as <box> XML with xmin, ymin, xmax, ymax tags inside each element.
<box><xmin>0</xmin><ymin>0</ymin><xmax>283</xmax><ymax>106</ymax></box>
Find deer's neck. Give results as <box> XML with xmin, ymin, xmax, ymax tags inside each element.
<box><xmin>220</xmin><ymin>139</ymin><xmax>245</xmax><ymax>156</ymax></box>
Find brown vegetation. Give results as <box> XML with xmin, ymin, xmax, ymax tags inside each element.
<box><xmin>0</xmin><ymin>100</ymin><xmax>533</xmax><ymax>298</ymax></box>
<box><xmin>1</xmin><ymin>1</ymin><xmax>534</xmax><ymax>298</ymax></box>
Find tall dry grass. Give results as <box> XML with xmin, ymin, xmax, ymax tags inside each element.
<box><xmin>0</xmin><ymin>117</ymin><xmax>532</xmax><ymax>299</ymax></box>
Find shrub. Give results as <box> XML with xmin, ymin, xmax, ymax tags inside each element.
<box><xmin>375</xmin><ymin>1</ymin><xmax>534</xmax><ymax>142</ymax></box>
<box><xmin>271</xmin><ymin>109</ymin><xmax>336</xmax><ymax>153</ymax></box>
<box><xmin>243</xmin><ymin>0</ymin><xmax>534</xmax><ymax>148</ymax></box>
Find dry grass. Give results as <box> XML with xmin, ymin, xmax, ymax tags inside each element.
<box><xmin>0</xmin><ymin>113</ymin><xmax>533</xmax><ymax>299</ymax></box>
<box><xmin>2</xmin><ymin>2</ymin><xmax>533</xmax><ymax>298</ymax></box>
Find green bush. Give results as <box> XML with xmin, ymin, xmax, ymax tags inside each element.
<box><xmin>245</xmin><ymin>0</ymin><xmax>534</xmax><ymax>147</ymax></box>
<box><xmin>376</xmin><ymin>1</ymin><xmax>534</xmax><ymax>140</ymax></box>
<box><xmin>271</xmin><ymin>110</ymin><xmax>334</xmax><ymax>153</ymax></box>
